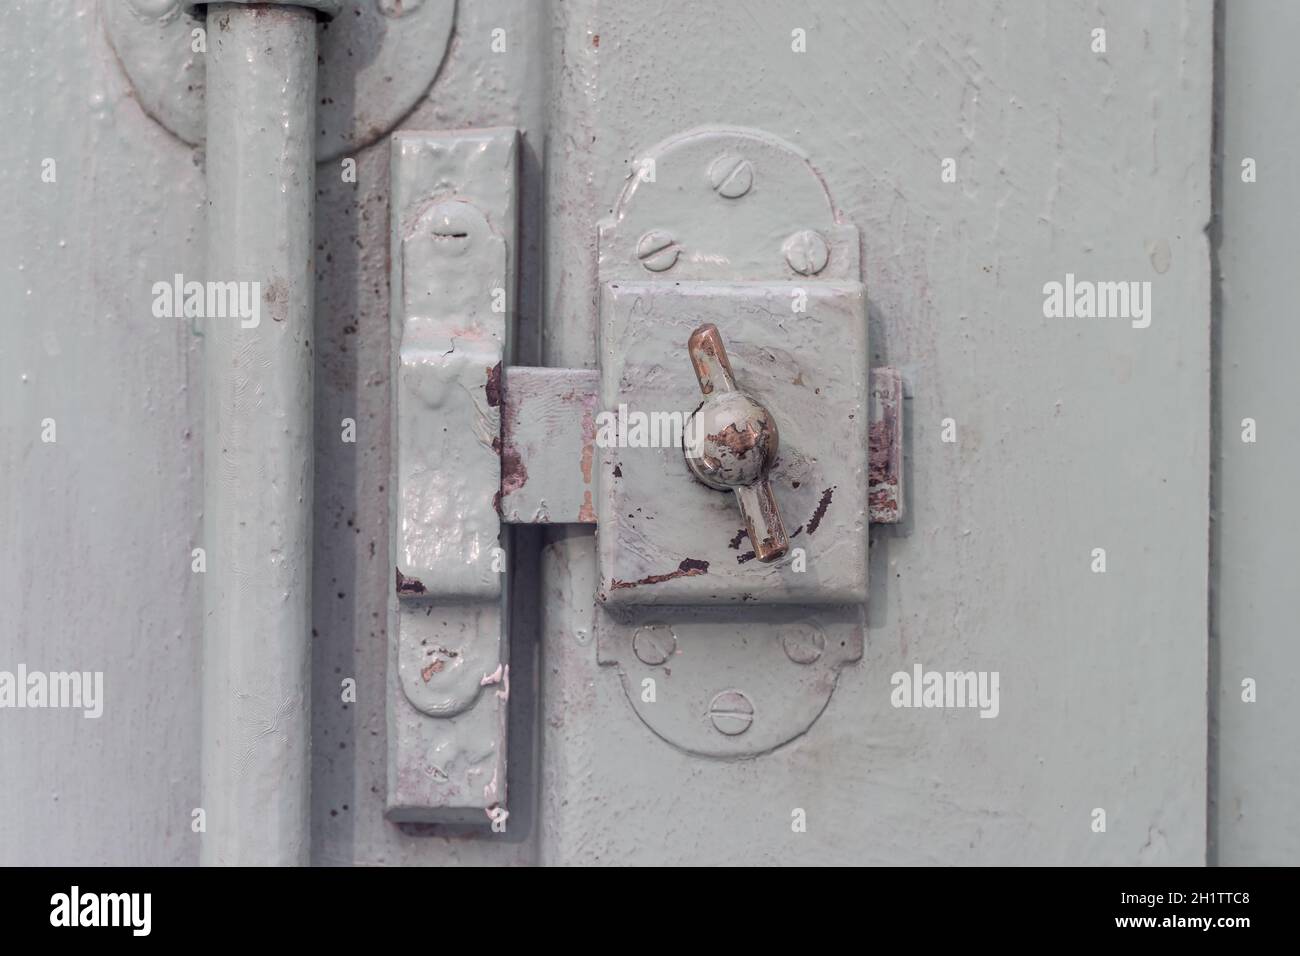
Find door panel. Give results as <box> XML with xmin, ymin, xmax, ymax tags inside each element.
<box><xmin>537</xmin><ymin>0</ymin><xmax>1211</xmax><ymax>865</ymax></box>
<box><xmin>1</xmin><ymin>0</ymin><xmax>1219</xmax><ymax>866</ymax></box>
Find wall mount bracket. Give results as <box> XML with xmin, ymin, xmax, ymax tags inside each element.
<box><xmin>104</xmin><ymin>0</ymin><xmax>455</xmax><ymax>162</ymax></box>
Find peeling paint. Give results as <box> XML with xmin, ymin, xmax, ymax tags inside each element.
<box><xmin>805</xmin><ymin>486</ymin><xmax>835</xmax><ymax>536</ymax></box>
<box><xmin>868</xmin><ymin>367</ymin><xmax>904</xmax><ymax>523</ymax></box>
<box><xmin>609</xmin><ymin>558</ymin><xmax>710</xmax><ymax>590</ymax></box>
<box><xmin>395</xmin><ymin>568</ymin><xmax>426</xmax><ymax>595</ymax></box>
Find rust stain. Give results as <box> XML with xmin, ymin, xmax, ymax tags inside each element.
<box><xmin>727</xmin><ymin>527</ymin><xmax>747</xmax><ymax>550</ymax></box>
<box><xmin>805</xmin><ymin>486</ymin><xmax>835</xmax><ymax>535</ymax></box>
<box><xmin>610</xmin><ymin>558</ymin><xmax>709</xmax><ymax>590</ymax></box>
<box><xmin>869</xmin><ymin>381</ymin><xmax>902</xmax><ymax>519</ymax></box>
<box><xmin>501</xmin><ymin>445</ymin><xmax>527</xmax><ymax>498</ymax></box>
<box><xmin>580</xmin><ymin>396</ymin><xmax>596</xmax><ymax>484</ymax></box>
<box><xmin>420</xmin><ymin>646</ymin><xmax>459</xmax><ymax>683</ymax></box>
<box><xmin>578</xmin><ymin>490</ymin><xmax>595</xmax><ymax>523</ymax></box>
<box><xmin>688</xmin><ymin>324</ymin><xmax>724</xmax><ymax>394</ymax></box>
<box><xmin>498</xmin><ymin>369</ymin><xmax>527</xmax><ymax>510</ymax></box>
<box><xmin>707</xmin><ymin>421</ymin><xmax>764</xmax><ymax>459</ymax></box>
<box><xmin>395</xmin><ymin>568</ymin><xmax>425</xmax><ymax>595</ymax></box>
<box><xmin>263</xmin><ymin>278</ymin><xmax>288</xmax><ymax>323</ymax></box>
<box><xmin>421</xmin><ymin>659</ymin><xmax>444</xmax><ymax>682</ymax></box>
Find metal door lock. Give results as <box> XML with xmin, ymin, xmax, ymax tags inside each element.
<box><xmin>683</xmin><ymin>323</ymin><xmax>788</xmax><ymax>563</ymax></box>
<box><xmin>388</xmin><ymin>125</ymin><xmax>908</xmax><ymax>808</ymax></box>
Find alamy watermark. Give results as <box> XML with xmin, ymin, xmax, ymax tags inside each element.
<box><xmin>50</xmin><ymin>886</ymin><xmax>150</xmax><ymax>936</ymax></box>
<box><xmin>1042</xmin><ymin>272</ymin><xmax>1151</xmax><ymax>329</ymax></box>
<box><xmin>152</xmin><ymin>273</ymin><xmax>261</xmax><ymax>328</ymax></box>
<box><xmin>890</xmin><ymin>664</ymin><xmax>999</xmax><ymax>718</ymax></box>
<box><xmin>0</xmin><ymin>665</ymin><xmax>103</xmax><ymax>718</ymax></box>
<box><xmin>594</xmin><ymin>403</ymin><xmax>705</xmax><ymax>449</ymax></box>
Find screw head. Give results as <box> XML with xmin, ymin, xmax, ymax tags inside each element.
<box><xmin>708</xmin><ymin>689</ymin><xmax>754</xmax><ymax>736</ymax></box>
<box><xmin>708</xmin><ymin>154</ymin><xmax>754</xmax><ymax>199</ymax></box>
<box><xmin>632</xmin><ymin>625</ymin><xmax>676</xmax><ymax>666</ymax></box>
<box><xmin>783</xmin><ymin>229</ymin><xmax>830</xmax><ymax>276</ymax></box>
<box><xmin>378</xmin><ymin>0</ymin><xmax>427</xmax><ymax>16</ymax></box>
<box><xmin>636</xmin><ymin>229</ymin><xmax>679</xmax><ymax>272</ymax></box>
<box><xmin>782</xmin><ymin>626</ymin><xmax>826</xmax><ymax>665</ymax></box>
<box><xmin>126</xmin><ymin>0</ymin><xmax>180</xmax><ymax>17</ymax></box>
<box><xmin>424</xmin><ymin>202</ymin><xmax>477</xmax><ymax>257</ymax></box>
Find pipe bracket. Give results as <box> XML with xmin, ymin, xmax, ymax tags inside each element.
<box><xmin>104</xmin><ymin>0</ymin><xmax>454</xmax><ymax>162</ymax></box>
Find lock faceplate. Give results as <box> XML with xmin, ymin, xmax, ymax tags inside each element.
<box><xmin>597</xmin><ymin>281</ymin><xmax>869</xmax><ymax>604</ymax></box>
<box><xmin>595</xmin><ymin>127</ymin><xmax>870</xmax><ymax>606</ymax></box>
<box><xmin>591</xmin><ymin>126</ymin><xmax>872</xmax><ymax>757</ymax></box>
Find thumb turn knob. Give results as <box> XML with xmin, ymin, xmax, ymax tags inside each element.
<box><xmin>683</xmin><ymin>323</ymin><xmax>789</xmax><ymax>563</ymax></box>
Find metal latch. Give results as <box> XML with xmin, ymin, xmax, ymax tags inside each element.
<box><xmin>388</xmin><ymin>126</ymin><xmax>904</xmax><ymax>821</ymax></box>
<box><xmin>683</xmin><ymin>323</ymin><xmax>789</xmax><ymax>564</ymax></box>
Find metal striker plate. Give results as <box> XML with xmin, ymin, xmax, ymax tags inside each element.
<box><xmin>103</xmin><ymin>0</ymin><xmax>455</xmax><ymax>162</ymax></box>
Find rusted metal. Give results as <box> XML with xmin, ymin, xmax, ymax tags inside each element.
<box><xmin>687</xmin><ymin>323</ymin><xmax>735</xmax><ymax>395</ymax></box>
<box><xmin>868</xmin><ymin>367</ymin><xmax>905</xmax><ymax>523</ymax></box>
<box><xmin>394</xmin><ymin>568</ymin><xmax>425</xmax><ymax>595</ymax></box>
<box><xmin>498</xmin><ymin>367</ymin><xmax>600</xmax><ymax>524</ymax></box>
<box><xmin>683</xmin><ymin>323</ymin><xmax>789</xmax><ymax>563</ymax></box>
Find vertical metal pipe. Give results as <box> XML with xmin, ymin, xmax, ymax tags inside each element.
<box><xmin>201</xmin><ymin>3</ymin><xmax>317</xmax><ymax>866</ymax></box>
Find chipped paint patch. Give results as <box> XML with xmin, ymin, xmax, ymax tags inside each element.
<box><xmin>805</xmin><ymin>486</ymin><xmax>835</xmax><ymax>535</ymax></box>
<box><xmin>609</xmin><ymin>558</ymin><xmax>710</xmax><ymax>590</ymax></box>
<box><xmin>868</xmin><ymin>367</ymin><xmax>905</xmax><ymax>523</ymax></box>
<box><xmin>498</xmin><ymin>367</ymin><xmax>599</xmax><ymax>523</ymax></box>
<box><xmin>395</xmin><ymin>568</ymin><xmax>426</xmax><ymax>594</ymax></box>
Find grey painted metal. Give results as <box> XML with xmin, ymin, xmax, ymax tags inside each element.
<box><xmin>536</xmin><ymin>0</ymin><xmax>1211</xmax><ymax>865</ymax></box>
<box><xmin>387</xmin><ymin>129</ymin><xmax>518</xmax><ymax>824</ymax></box>
<box><xmin>200</xmin><ymin>3</ymin><xmax>317</xmax><ymax>866</ymax></box>
<box><xmin>3</xmin><ymin>0</ymin><xmax>1235</xmax><ymax>868</ymax></box>
<box><xmin>501</xmin><ymin>363</ymin><xmax>904</xmax><ymax>532</ymax></box>
<box><xmin>182</xmin><ymin>0</ymin><xmax>342</xmax><ymax>14</ymax></box>
<box><xmin>104</xmin><ymin>0</ymin><xmax>455</xmax><ymax>162</ymax></box>
<box><xmin>598</xmin><ymin>282</ymin><xmax>868</xmax><ymax>604</ymax></box>
<box><xmin>499</xmin><ymin>366</ymin><xmax>599</xmax><ymax>524</ymax></box>
<box><xmin>1</xmin><ymin>0</ymin><xmax>206</xmax><ymax>866</ymax></box>
<box><xmin>585</xmin><ymin>124</ymin><xmax>870</xmax><ymax>757</ymax></box>
<box><xmin>1213</xmin><ymin>0</ymin><xmax>1300</xmax><ymax>865</ymax></box>
<box><xmin>596</xmin><ymin>607</ymin><xmax>863</xmax><ymax>758</ymax></box>
<box><xmin>304</xmin><ymin>0</ymin><xmax>546</xmax><ymax>866</ymax></box>
<box><xmin>596</xmin><ymin>126</ymin><xmax>868</xmax><ymax>605</ymax></box>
